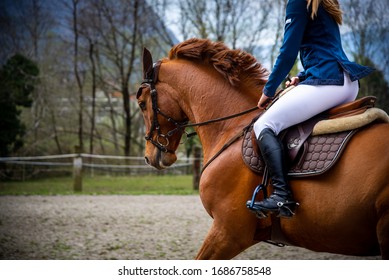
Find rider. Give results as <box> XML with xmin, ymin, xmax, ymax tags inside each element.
<box><xmin>251</xmin><ymin>0</ymin><xmax>373</xmax><ymax>217</ymax></box>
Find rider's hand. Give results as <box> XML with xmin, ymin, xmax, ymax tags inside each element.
<box><xmin>285</xmin><ymin>76</ymin><xmax>300</xmax><ymax>87</ymax></box>
<box><xmin>257</xmin><ymin>94</ymin><xmax>271</xmax><ymax>110</ymax></box>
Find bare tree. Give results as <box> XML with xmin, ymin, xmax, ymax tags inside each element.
<box><xmin>74</xmin><ymin>0</ymin><xmax>86</xmax><ymax>152</ymax></box>
<box><xmin>0</xmin><ymin>0</ymin><xmax>176</xmax><ymax>157</ymax></box>
<box><xmin>88</xmin><ymin>40</ymin><xmax>97</xmax><ymax>154</ymax></box>
<box><xmin>0</xmin><ymin>0</ymin><xmax>51</xmax><ymax>62</ymax></box>
<box><xmin>342</xmin><ymin>0</ymin><xmax>388</xmax><ymax>73</ymax></box>
<box><xmin>176</xmin><ymin>0</ymin><xmax>273</xmax><ymax>51</ymax></box>
<box><xmin>267</xmin><ymin>0</ymin><xmax>288</xmax><ymax>69</ymax></box>
<box><xmin>342</xmin><ymin>0</ymin><xmax>389</xmax><ymax>110</ymax></box>
<box><xmin>86</xmin><ymin>0</ymin><xmax>140</xmax><ymax>156</ymax></box>
<box><xmin>76</xmin><ymin>0</ymin><xmax>174</xmax><ymax>156</ymax></box>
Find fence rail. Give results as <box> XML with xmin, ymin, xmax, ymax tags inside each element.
<box><xmin>0</xmin><ymin>153</ymin><xmax>203</xmax><ymax>190</ymax></box>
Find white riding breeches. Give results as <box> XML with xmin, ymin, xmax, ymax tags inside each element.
<box><xmin>253</xmin><ymin>73</ymin><xmax>359</xmax><ymax>138</ymax></box>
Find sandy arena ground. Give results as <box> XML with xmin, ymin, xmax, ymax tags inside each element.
<box><xmin>0</xmin><ymin>195</ymin><xmax>381</xmax><ymax>260</ymax></box>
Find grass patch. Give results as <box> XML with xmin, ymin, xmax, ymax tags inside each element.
<box><xmin>0</xmin><ymin>175</ymin><xmax>196</xmax><ymax>195</ymax></box>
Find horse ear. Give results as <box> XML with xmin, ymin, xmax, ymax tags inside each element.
<box><xmin>142</xmin><ymin>47</ymin><xmax>153</xmax><ymax>80</ymax></box>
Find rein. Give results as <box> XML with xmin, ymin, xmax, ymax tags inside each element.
<box><xmin>189</xmin><ymin>107</ymin><xmax>259</xmax><ymax>126</ymax></box>
<box><xmin>200</xmin><ymin>120</ymin><xmax>256</xmax><ymax>174</ymax></box>
<box><xmin>168</xmin><ymin>106</ymin><xmax>259</xmax><ymax>136</ymax></box>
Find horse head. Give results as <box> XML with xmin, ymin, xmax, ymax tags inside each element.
<box><xmin>137</xmin><ymin>48</ymin><xmax>188</xmax><ymax>169</ymax></box>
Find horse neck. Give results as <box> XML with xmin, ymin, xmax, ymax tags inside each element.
<box><xmin>160</xmin><ymin>60</ymin><xmax>260</xmax><ymax>161</ymax></box>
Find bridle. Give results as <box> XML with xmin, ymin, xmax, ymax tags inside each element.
<box><xmin>137</xmin><ymin>60</ymin><xmax>189</xmax><ymax>154</ymax></box>
<box><xmin>137</xmin><ymin>48</ymin><xmax>259</xmax><ymax>156</ymax></box>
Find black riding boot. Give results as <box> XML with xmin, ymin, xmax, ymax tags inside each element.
<box><xmin>254</xmin><ymin>128</ymin><xmax>295</xmax><ymax>217</ymax></box>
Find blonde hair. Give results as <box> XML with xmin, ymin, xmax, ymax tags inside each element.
<box><xmin>307</xmin><ymin>0</ymin><xmax>343</xmax><ymax>25</ymax></box>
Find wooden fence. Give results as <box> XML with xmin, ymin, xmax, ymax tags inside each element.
<box><xmin>0</xmin><ymin>151</ymin><xmax>203</xmax><ymax>191</ymax></box>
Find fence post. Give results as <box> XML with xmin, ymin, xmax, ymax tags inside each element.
<box><xmin>193</xmin><ymin>146</ymin><xmax>201</xmax><ymax>190</ymax></box>
<box><xmin>73</xmin><ymin>146</ymin><xmax>83</xmax><ymax>192</ymax></box>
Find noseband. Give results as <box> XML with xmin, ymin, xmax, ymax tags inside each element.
<box><xmin>138</xmin><ymin>60</ymin><xmax>189</xmax><ymax>154</ymax></box>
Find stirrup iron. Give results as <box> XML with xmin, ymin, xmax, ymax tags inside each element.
<box><xmin>246</xmin><ymin>167</ymin><xmax>269</xmax><ymax>219</ymax></box>
<box><xmin>246</xmin><ymin>184</ymin><xmax>269</xmax><ymax>219</ymax></box>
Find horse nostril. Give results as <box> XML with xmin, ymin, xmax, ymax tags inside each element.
<box><xmin>144</xmin><ymin>157</ymin><xmax>150</xmax><ymax>165</ymax></box>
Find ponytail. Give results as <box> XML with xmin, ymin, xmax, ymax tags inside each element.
<box><xmin>307</xmin><ymin>0</ymin><xmax>343</xmax><ymax>25</ymax></box>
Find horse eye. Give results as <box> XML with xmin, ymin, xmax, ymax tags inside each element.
<box><xmin>139</xmin><ymin>101</ymin><xmax>146</xmax><ymax>111</ymax></box>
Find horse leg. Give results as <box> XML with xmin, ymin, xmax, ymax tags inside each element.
<box><xmin>196</xmin><ymin>222</ymin><xmax>247</xmax><ymax>259</ymax></box>
<box><xmin>195</xmin><ymin>157</ymin><xmax>268</xmax><ymax>260</ymax></box>
<box><xmin>195</xmin><ymin>215</ymin><xmax>260</xmax><ymax>260</ymax></box>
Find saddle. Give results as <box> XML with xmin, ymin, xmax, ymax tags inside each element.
<box><xmin>242</xmin><ymin>96</ymin><xmax>389</xmax><ymax>177</ymax></box>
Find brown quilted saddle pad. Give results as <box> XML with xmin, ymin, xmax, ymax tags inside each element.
<box><xmin>242</xmin><ymin>125</ymin><xmax>356</xmax><ymax>177</ymax></box>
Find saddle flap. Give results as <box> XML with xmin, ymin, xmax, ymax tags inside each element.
<box><xmin>242</xmin><ymin>126</ymin><xmax>356</xmax><ymax>178</ymax></box>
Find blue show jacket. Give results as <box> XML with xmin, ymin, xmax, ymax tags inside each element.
<box><xmin>263</xmin><ymin>0</ymin><xmax>374</xmax><ymax>97</ymax></box>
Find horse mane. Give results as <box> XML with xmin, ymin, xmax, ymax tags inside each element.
<box><xmin>167</xmin><ymin>38</ymin><xmax>269</xmax><ymax>89</ymax></box>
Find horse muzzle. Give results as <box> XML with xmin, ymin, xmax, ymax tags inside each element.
<box><xmin>144</xmin><ymin>148</ymin><xmax>177</xmax><ymax>170</ymax></box>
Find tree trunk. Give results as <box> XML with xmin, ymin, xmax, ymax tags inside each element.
<box><xmin>72</xmin><ymin>0</ymin><xmax>84</xmax><ymax>152</ymax></box>
<box><xmin>89</xmin><ymin>41</ymin><xmax>96</xmax><ymax>155</ymax></box>
<box><xmin>123</xmin><ymin>0</ymin><xmax>140</xmax><ymax>156</ymax></box>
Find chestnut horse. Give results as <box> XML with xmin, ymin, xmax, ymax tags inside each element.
<box><xmin>136</xmin><ymin>38</ymin><xmax>389</xmax><ymax>259</ymax></box>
